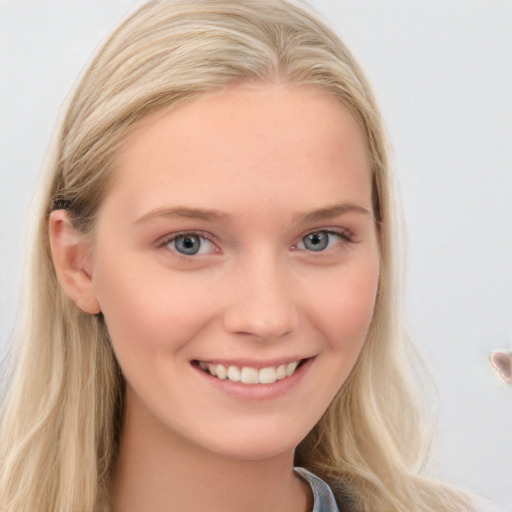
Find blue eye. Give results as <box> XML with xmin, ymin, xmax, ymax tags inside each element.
<box><xmin>168</xmin><ymin>234</ymin><xmax>215</xmax><ymax>256</ymax></box>
<box><xmin>297</xmin><ymin>230</ymin><xmax>348</xmax><ymax>252</ymax></box>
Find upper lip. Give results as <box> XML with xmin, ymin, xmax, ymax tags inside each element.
<box><xmin>192</xmin><ymin>356</ymin><xmax>312</xmax><ymax>369</ymax></box>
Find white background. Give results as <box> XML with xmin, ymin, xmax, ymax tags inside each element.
<box><xmin>1</xmin><ymin>1</ymin><xmax>511</xmax><ymax>509</ymax></box>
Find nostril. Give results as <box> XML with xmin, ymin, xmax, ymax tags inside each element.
<box><xmin>222</xmin><ymin>305</ymin><xmax>298</xmax><ymax>341</ymax></box>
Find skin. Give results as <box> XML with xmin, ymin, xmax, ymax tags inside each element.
<box><xmin>50</xmin><ymin>83</ymin><xmax>380</xmax><ymax>511</ymax></box>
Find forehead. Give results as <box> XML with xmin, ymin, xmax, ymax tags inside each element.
<box><xmin>105</xmin><ymin>83</ymin><xmax>372</xmax><ymax>222</ymax></box>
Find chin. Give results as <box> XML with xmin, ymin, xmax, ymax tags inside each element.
<box><xmin>197</xmin><ymin>422</ymin><xmax>309</xmax><ymax>463</ymax></box>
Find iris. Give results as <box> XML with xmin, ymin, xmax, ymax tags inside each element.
<box><xmin>174</xmin><ymin>235</ymin><xmax>202</xmax><ymax>255</ymax></box>
<box><xmin>302</xmin><ymin>232</ymin><xmax>329</xmax><ymax>251</ymax></box>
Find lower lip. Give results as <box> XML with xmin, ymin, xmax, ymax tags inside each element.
<box><xmin>192</xmin><ymin>357</ymin><xmax>315</xmax><ymax>401</ymax></box>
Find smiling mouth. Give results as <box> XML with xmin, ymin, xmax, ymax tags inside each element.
<box><xmin>193</xmin><ymin>359</ymin><xmax>307</xmax><ymax>385</ymax></box>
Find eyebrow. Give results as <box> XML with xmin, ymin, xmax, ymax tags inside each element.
<box><xmin>133</xmin><ymin>203</ymin><xmax>372</xmax><ymax>225</ymax></box>
<box><xmin>292</xmin><ymin>204</ymin><xmax>372</xmax><ymax>224</ymax></box>
<box><xmin>133</xmin><ymin>207</ymin><xmax>231</xmax><ymax>225</ymax></box>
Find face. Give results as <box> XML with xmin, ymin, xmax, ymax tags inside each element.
<box><xmin>89</xmin><ymin>84</ymin><xmax>380</xmax><ymax>460</ymax></box>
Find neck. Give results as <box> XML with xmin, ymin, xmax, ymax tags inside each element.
<box><xmin>111</xmin><ymin>389</ymin><xmax>311</xmax><ymax>512</ymax></box>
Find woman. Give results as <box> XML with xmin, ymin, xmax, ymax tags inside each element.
<box><xmin>0</xmin><ymin>1</ymin><xmax>479</xmax><ymax>510</ymax></box>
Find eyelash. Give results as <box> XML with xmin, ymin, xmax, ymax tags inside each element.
<box><xmin>158</xmin><ymin>231</ymin><xmax>219</xmax><ymax>257</ymax></box>
<box><xmin>157</xmin><ymin>227</ymin><xmax>354</xmax><ymax>258</ymax></box>
<box><xmin>293</xmin><ymin>228</ymin><xmax>353</xmax><ymax>252</ymax></box>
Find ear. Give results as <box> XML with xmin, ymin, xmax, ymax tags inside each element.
<box><xmin>49</xmin><ymin>210</ymin><xmax>101</xmax><ymax>315</ymax></box>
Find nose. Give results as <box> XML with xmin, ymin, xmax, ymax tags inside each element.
<box><xmin>221</xmin><ymin>253</ymin><xmax>299</xmax><ymax>342</ymax></box>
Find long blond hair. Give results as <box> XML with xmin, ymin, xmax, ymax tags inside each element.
<box><xmin>0</xmin><ymin>1</ymin><xmax>476</xmax><ymax>511</ymax></box>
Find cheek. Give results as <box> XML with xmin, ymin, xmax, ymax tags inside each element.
<box><xmin>92</xmin><ymin>251</ymin><xmax>219</xmax><ymax>358</ymax></box>
<box><xmin>310</xmin><ymin>256</ymin><xmax>380</xmax><ymax>352</ymax></box>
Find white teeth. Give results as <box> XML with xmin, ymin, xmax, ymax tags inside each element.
<box><xmin>199</xmin><ymin>360</ymin><xmax>303</xmax><ymax>384</ymax></box>
<box><xmin>240</xmin><ymin>367</ymin><xmax>259</xmax><ymax>384</ymax></box>
<box><xmin>216</xmin><ymin>364</ymin><xmax>227</xmax><ymax>379</ymax></box>
<box><xmin>286</xmin><ymin>361</ymin><xmax>298</xmax><ymax>376</ymax></box>
<box><xmin>276</xmin><ymin>364</ymin><xmax>287</xmax><ymax>380</ymax></box>
<box><xmin>259</xmin><ymin>366</ymin><xmax>277</xmax><ymax>384</ymax></box>
<box><xmin>227</xmin><ymin>365</ymin><xmax>241</xmax><ymax>382</ymax></box>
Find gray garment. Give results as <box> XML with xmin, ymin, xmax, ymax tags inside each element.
<box><xmin>295</xmin><ymin>467</ymin><xmax>501</xmax><ymax>512</ymax></box>
<box><xmin>294</xmin><ymin>467</ymin><xmax>340</xmax><ymax>512</ymax></box>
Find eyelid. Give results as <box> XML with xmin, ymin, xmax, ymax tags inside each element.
<box><xmin>157</xmin><ymin>230</ymin><xmax>220</xmax><ymax>255</ymax></box>
<box><xmin>300</xmin><ymin>226</ymin><xmax>353</xmax><ymax>241</ymax></box>
<box><xmin>293</xmin><ymin>227</ymin><xmax>354</xmax><ymax>251</ymax></box>
<box><xmin>155</xmin><ymin>226</ymin><xmax>354</xmax><ymax>256</ymax></box>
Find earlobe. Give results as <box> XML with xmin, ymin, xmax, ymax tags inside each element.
<box><xmin>49</xmin><ymin>210</ymin><xmax>101</xmax><ymax>315</ymax></box>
